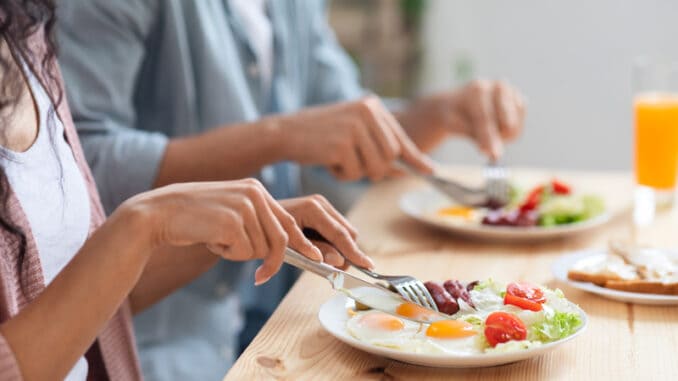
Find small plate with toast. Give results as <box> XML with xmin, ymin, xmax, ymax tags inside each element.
<box><xmin>552</xmin><ymin>243</ymin><xmax>678</xmax><ymax>305</ymax></box>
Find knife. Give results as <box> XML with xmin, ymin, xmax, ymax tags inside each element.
<box><xmin>283</xmin><ymin>248</ymin><xmax>452</xmax><ymax>324</ymax></box>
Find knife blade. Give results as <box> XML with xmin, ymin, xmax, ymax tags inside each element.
<box><xmin>283</xmin><ymin>248</ymin><xmax>452</xmax><ymax>324</ymax></box>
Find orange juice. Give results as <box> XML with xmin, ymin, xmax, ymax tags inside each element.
<box><xmin>634</xmin><ymin>94</ymin><xmax>678</xmax><ymax>189</ymax></box>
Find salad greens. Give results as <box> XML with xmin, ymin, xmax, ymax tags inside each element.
<box><xmin>529</xmin><ymin>311</ymin><xmax>583</xmax><ymax>342</ymax></box>
<box><xmin>481</xmin><ymin>179</ymin><xmax>605</xmax><ymax>228</ymax></box>
<box><xmin>459</xmin><ymin>281</ymin><xmax>585</xmax><ymax>351</ymax></box>
<box><xmin>538</xmin><ymin>194</ymin><xmax>605</xmax><ymax>227</ymax></box>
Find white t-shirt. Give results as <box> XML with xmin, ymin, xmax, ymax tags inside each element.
<box><xmin>229</xmin><ymin>0</ymin><xmax>274</xmax><ymax>93</ymax></box>
<box><xmin>2</xmin><ymin>63</ymin><xmax>91</xmax><ymax>381</ymax></box>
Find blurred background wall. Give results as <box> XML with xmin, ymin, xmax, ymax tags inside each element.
<box><xmin>329</xmin><ymin>0</ymin><xmax>678</xmax><ymax>170</ymax></box>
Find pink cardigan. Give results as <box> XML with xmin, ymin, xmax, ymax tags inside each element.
<box><xmin>0</xmin><ymin>29</ymin><xmax>142</xmax><ymax>380</ymax></box>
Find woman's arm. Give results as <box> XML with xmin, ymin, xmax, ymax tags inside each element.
<box><xmin>0</xmin><ymin>179</ymin><xmax>327</xmax><ymax>380</ymax></box>
<box><xmin>0</xmin><ymin>206</ymin><xmax>152</xmax><ymax>381</ymax></box>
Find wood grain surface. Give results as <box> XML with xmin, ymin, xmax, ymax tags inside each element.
<box><xmin>225</xmin><ymin>167</ymin><xmax>678</xmax><ymax>381</ymax></box>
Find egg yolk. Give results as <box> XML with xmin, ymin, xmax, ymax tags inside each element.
<box><xmin>395</xmin><ymin>302</ymin><xmax>438</xmax><ymax>322</ymax></box>
<box><xmin>437</xmin><ymin>206</ymin><xmax>474</xmax><ymax>219</ymax></box>
<box><xmin>359</xmin><ymin>313</ymin><xmax>405</xmax><ymax>331</ymax></box>
<box><xmin>425</xmin><ymin>320</ymin><xmax>477</xmax><ymax>339</ymax></box>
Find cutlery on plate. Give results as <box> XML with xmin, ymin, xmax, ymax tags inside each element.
<box><xmin>397</xmin><ymin>159</ymin><xmax>511</xmax><ymax>208</ymax></box>
<box><xmin>283</xmin><ymin>247</ymin><xmax>450</xmax><ymax>323</ymax></box>
<box><xmin>346</xmin><ymin>263</ymin><xmax>439</xmax><ymax>312</ymax></box>
<box><xmin>301</xmin><ymin>228</ymin><xmax>438</xmax><ymax>311</ymax></box>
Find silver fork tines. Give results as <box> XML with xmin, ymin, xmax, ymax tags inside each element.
<box><xmin>483</xmin><ymin>162</ymin><xmax>511</xmax><ymax>207</ymax></box>
<box><xmin>351</xmin><ymin>266</ymin><xmax>439</xmax><ymax>312</ymax></box>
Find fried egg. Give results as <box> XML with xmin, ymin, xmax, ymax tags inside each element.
<box><xmin>414</xmin><ymin>319</ymin><xmax>484</xmax><ymax>355</ymax></box>
<box><xmin>346</xmin><ymin>310</ymin><xmax>421</xmax><ymax>349</ymax></box>
<box><xmin>347</xmin><ymin>310</ymin><xmax>484</xmax><ymax>355</ymax></box>
<box><xmin>395</xmin><ymin>301</ymin><xmax>441</xmax><ymax>322</ymax></box>
<box><xmin>436</xmin><ymin>206</ymin><xmax>482</xmax><ymax>224</ymax></box>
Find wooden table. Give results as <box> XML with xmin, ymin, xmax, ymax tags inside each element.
<box><xmin>225</xmin><ymin>167</ymin><xmax>678</xmax><ymax>381</ymax></box>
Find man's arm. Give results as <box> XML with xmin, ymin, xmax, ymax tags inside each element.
<box><xmin>57</xmin><ymin>0</ymin><xmax>288</xmax><ymax>212</ymax></box>
<box><xmin>303</xmin><ymin>0</ymin><xmax>366</xmax><ymax>106</ymax></box>
<box><xmin>58</xmin><ymin>0</ymin><xmax>167</xmax><ymax>212</ymax></box>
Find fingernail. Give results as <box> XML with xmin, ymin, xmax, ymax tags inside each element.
<box><xmin>254</xmin><ymin>268</ymin><xmax>271</xmax><ymax>286</ymax></box>
<box><xmin>491</xmin><ymin>142</ymin><xmax>503</xmax><ymax>159</ymax></box>
<box><xmin>304</xmin><ymin>239</ymin><xmax>322</xmax><ymax>259</ymax></box>
<box><xmin>313</xmin><ymin>247</ymin><xmax>323</xmax><ymax>261</ymax></box>
<box><xmin>365</xmin><ymin>256</ymin><xmax>376</xmax><ymax>269</ymax></box>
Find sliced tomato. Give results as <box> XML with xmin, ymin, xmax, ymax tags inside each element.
<box><xmin>551</xmin><ymin>179</ymin><xmax>571</xmax><ymax>195</ymax></box>
<box><xmin>507</xmin><ymin>282</ymin><xmax>546</xmax><ymax>303</ymax></box>
<box><xmin>504</xmin><ymin>282</ymin><xmax>546</xmax><ymax>311</ymax></box>
<box><xmin>519</xmin><ymin>185</ymin><xmax>544</xmax><ymax>212</ymax></box>
<box><xmin>484</xmin><ymin>312</ymin><xmax>527</xmax><ymax>347</ymax></box>
<box><xmin>504</xmin><ymin>293</ymin><xmax>542</xmax><ymax>311</ymax></box>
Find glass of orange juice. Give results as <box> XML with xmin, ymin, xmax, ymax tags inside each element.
<box><xmin>633</xmin><ymin>59</ymin><xmax>678</xmax><ymax>224</ymax></box>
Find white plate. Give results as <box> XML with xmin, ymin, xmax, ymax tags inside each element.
<box><xmin>317</xmin><ymin>293</ymin><xmax>588</xmax><ymax>368</ymax></box>
<box><xmin>399</xmin><ymin>188</ymin><xmax>610</xmax><ymax>241</ymax></box>
<box><xmin>551</xmin><ymin>249</ymin><xmax>678</xmax><ymax>305</ymax></box>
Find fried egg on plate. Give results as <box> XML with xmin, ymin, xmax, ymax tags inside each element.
<box><xmin>346</xmin><ymin>310</ymin><xmax>421</xmax><ymax>349</ymax></box>
<box><xmin>414</xmin><ymin>319</ymin><xmax>484</xmax><ymax>355</ymax></box>
<box><xmin>346</xmin><ymin>311</ymin><xmax>484</xmax><ymax>354</ymax></box>
<box><xmin>436</xmin><ymin>206</ymin><xmax>483</xmax><ymax>224</ymax></box>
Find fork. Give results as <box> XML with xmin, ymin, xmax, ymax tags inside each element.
<box><xmin>398</xmin><ymin>159</ymin><xmax>511</xmax><ymax>208</ymax></box>
<box><xmin>347</xmin><ymin>261</ymin><xmax>439</xmax><ymax>312</ymax></box>
<box><xmin>483</xmin><ymin>161</ymin><xmax>512</xmax><ymax>208</ymax></box>
<box><xmin>302</xmin><ymin>228</ymin><xmax>439</xmax><ymax>312</ymax></box>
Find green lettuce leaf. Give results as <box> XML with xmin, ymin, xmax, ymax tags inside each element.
<box><xmin>538</xmin><ymin>194</ymin><xmax>605</xmax><ymax>226</ymax></box>
<box><xmin>529</xmin><ymin>311</ymin><xmax>583</xmax><ymax>342</ymax></box>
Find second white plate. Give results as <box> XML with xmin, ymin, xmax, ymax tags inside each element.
<box><xmin>551</xmin><ymin>249</ymin><xmax>678</xmax><ymax>305</ymax></box>
<box><xmin>399</xmin><ymin>188</ymin><xmax>610</xmax><ymax>241</ymax></box>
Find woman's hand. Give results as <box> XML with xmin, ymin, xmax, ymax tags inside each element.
<box><xmin>279</xmin><ymin>195</ymin><xmax>374</xmax><ymax>270</ymax></box>
<box><xmin>274</xmin><ymin>96</ymin><xmax>434</xmax><ymax>181</ymax></box>
<box><xmin>401</xmin><ymin>80</ymin><xmax>526</xmax><ymax>159</ymax></box>
<box><xmin>121</xmin><ymin>178</ymin><xmax>323</xmax><ymax>285</ymax></box>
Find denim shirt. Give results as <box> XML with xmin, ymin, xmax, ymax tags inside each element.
<box><xmin>57</xmin><ymin>1</ymin><xmax>364</xmax><ymax>380</ymax></box>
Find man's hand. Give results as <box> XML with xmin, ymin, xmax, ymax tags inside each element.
<box><xmin>401</xmin><ymin>80</ymin><xmax>526</xmax><ymax>159</ymax></box>
<box><xmin>275</xmin><ymin>96</ymin><xmax>434</xmax><ymax>181</ymax></box>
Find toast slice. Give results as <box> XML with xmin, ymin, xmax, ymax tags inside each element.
<box><xmin>567</xmin><ymin>269</ymin><xmax>623</xmax><ymax>286</ymax></box>
<box><xmin>569</xmin><ymin>242</ymin><xmax>678</xmax><ymax>295</ymax></box>
<box><xmin>609</xmin><ymin>243</ymin><xmax>677</xmax><ymax>282</ymax></box>
<box><xmin>567</xmin><ymin>254</ymin><xmax>639</xmax><ymax>286</ymax></box>
<box><xmin>604</xmin><ymin>280</ymin><xmax>678</xmax><ymax>295</ymax></box>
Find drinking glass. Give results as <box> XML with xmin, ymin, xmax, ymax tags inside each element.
<box><xmin>633</xmin><ymin>59</ymin><xmax>678</xmax><ymax>225</ymax></box>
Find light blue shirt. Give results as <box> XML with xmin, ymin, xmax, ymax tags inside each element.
<box><xmin>57</xmin><ymin>1</ymin><xmax>365</xmax><ymax>380</ymax></box>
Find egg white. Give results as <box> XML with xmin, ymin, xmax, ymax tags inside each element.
<box><xmin>346</xmin><ymin>310</ymin><xmax>422</xmax><ymax>350</ymax></box>
<box><xmin>413</xmin><ymin>332</ymin><xmax>484</xmax><ymax>355</ymax></box>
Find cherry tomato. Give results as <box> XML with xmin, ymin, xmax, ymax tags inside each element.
<box><xmin>551</xmin><ymin>179</ymin><xmax>571</xmax><ymax>195</ymax></box>
<box><xmin>519</xmin><ymin>185</ymin><xmax>544</xmax><ymax>212</ymax></box>
<box><xmin>504</xmin><ymin>282</ymin><xmax>546</xmax><ymax>311</ymax></box>
<box><xmin>484</xmin><ymin>312</ymin><xmax>527</xmax><ymax>347</ymax></box>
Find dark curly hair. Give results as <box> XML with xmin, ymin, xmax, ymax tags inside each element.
<box><xmin>0</xmin><ymin>0</ymin><xmax>60</xmax><ymax>272</ymax></box>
